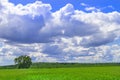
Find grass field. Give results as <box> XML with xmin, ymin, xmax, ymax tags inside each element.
<box><xmin>0</xmin><ymin>66</ymin><xmax>120</xmax><ymax>80</ymax></box>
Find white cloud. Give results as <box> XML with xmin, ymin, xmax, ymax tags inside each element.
<box><xmin>80</xmin><ymin>3</ymin><xmax>88</xmax><ymax>7</ymax></box>
<box><xmin>80</xmin><ymin>3</ymin><xmax>100</xmax><ymax>12</ymax></box>
<box><xmin>85</xmin><ymin>7</ymin><xmax>101</xmax><ymax>12</ymax></box>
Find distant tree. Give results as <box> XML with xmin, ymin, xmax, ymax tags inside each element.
<box><xmin>14</xmin><ymin>55</ymin><xmax>32</xmax><ymax>69</ymax></box>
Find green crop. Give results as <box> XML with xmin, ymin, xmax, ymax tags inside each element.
<box><xmin>0</xmin><ymin>66</ymin><xmax>120</xmax><ymax>80</ymax></box>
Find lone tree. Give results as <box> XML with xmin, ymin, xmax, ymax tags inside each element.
<box><xmin>14</xmin><ymin>55</ymin><xmax>32</xmax><ymax>69</ymax></box>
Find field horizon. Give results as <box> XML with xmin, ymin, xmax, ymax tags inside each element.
<box><xmin>0</xmin><ymin>62</ymin><xmax>120</xmax><ymax>69</ymax></box>
<box><xmin>0</xmin><ymin>63</ymin><xmax>120</xmax><ymax>80</ymax></box>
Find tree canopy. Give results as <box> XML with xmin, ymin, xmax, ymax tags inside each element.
<box><xmin>14</xmin><ymin>55</ymin><xmax>32</xmax><ymax>69</ymax></box>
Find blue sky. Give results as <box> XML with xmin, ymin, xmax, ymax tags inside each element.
<box><xmin>0</xmin><ymin>0</ymin><xmax>120</xmax><ymax>65</ymax></box>
<box><xmin>9</xmin><ymin>0</ymin><xmax>120</xmax><ymax>12</ymax></box>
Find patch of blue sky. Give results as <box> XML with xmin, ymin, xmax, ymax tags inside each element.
<box><xmin>9</xmin><ymin>0</ymin><xmax>120</xmax><ymax>12</ymax></box>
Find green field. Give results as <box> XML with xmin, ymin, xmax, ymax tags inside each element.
<box><xmin>0</xmin><ymin>66</ymin><xmax>120</xmax><ymax>80</ymax></box>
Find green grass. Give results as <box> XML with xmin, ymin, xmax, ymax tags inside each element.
<box><xmin>0</xmin><ymin>66</ymin><xmax>120</xmax><ymax>80</ymax></box>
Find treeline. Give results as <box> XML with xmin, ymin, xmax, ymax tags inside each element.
<box><xmin>0</xmin><ymin>62</ymin><xmax>120</xmax><ymax>69</ymax></box>
<box><xmin>30</xmin><ymin>62</ymin><xmax>120</xmax><ymax>69</ymax></box>
<box><xmin>0</xmin><ymin>65</ymin><xmax>17</xmax><ymax>69</ymax></box>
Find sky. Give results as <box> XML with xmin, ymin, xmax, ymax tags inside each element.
<box><xmin>0</xmin><ymin>0</ymin><xmax>120</xmax><ymax>65</ymax></box>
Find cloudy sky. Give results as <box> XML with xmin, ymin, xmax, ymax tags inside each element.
<box><xmin>0</xmin><ymin>0</ymin><xmax>120</xmax><ymax>65</ymax></box>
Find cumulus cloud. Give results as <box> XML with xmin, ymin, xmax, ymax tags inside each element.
<box><xmin>0</xmin><ymin>1</ymin><xmax>52</xmax><ymax>43</ymax></box>
<box><xmin>80</xmin><ymin>32</ymin><xmax>116</xmax><ymax>47</ymax></box>
<box><xmin>0</xmin><ymin>0</ymin><xmax>120</xmax><ymax>45</ymax></box>
<box><xmin>0</xmin><ymin>0</ymin><xmax>120</xmax><ymax>65</ymax></box>
<box><xmin>1</xmin><ymin>1</ymin><xmax>99</xmax><ymax>43</ymax></box>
